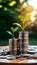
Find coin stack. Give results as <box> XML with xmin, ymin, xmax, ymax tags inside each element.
<box><xmin>9</xmin><ymin>38</ymin><xmax>18</xmax><ymax>56</ymax></box>
<box><xmin>19</xmin><ymin>31</ymin><xmax>29</xmax><ymax>54</ymax></box>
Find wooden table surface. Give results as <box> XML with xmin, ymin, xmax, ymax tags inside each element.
<box><xmin>0</xmin><ymin>46</ymin><xmax>37</xmax><ymax>65</ymax></box>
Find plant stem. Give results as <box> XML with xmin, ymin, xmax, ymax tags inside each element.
<box><xmin>12</xmin><ymin>33</ymin><xmax>14</xmax><ymax>38</ymax></box>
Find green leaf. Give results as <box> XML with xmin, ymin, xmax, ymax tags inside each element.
<box><xmin>23</xmin><ymin>22</ymin><xmax>32</xmax><ymax>30</ymax></box>
<box><xmin>0</xmin><ymin>5</ymin><xmax>2</xmax><ymax>8</ymax></box>
<box><xmin>14</xmin><ymin>8</ymin><xmax>20</xmax><ymax>12</ymax></box>
<box><xmin>18</xmin><ymin>15</ymin><xmax>25</xmax><ymax>22</ymax></box>
<box><xmin>14</xmin><ymin>27</ymin><xmax>18</xmax><ymax>32</ymax></box>
<box><xmin>11</xmin><ymin>27</ymin><xmax>14</xmax><ymax>33</ymax></box>
<box><xmin>9</xmin><ymin>1</ymin><xmax>16</xmax><ymax>6</ymax></box>
<box><xmin>6</xmin><ymin>31</ymin><xmax>12</xmax><ymax>35</ymax></box>
<box><xmin>13</xmin><ymin>23</ymin><xmax>22</xmax><ymax>28</ymax></box>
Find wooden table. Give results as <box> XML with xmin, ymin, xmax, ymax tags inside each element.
<box><xmin>0</xmin><ymin>46</ymin><xmax>37</xmax><ymax>65</ymax></box>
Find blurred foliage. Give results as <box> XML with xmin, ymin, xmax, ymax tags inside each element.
<box><xmin>0</xmin><ymin>0</ymin><xmax>23</xmax><ymax>38</ymax></box>
<box><xmin>0</xmin><ymin>0</ymin><xmax>20</xmax><ymax>38</ymax></box>
<box><xmin>0</xmin><ymin>0</ymin><xmax>36</xmax><ymax>39</ymax></box>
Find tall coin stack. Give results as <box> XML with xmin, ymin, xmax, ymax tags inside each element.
<box><xmin>19</xmin><ymin>31</ymin><xmax>29</xmax><ymax>54</ymax></box>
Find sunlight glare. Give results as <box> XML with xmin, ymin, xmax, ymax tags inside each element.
<box><xmin>30</xmin><ymin>10</ymin><xmax>37</xmax><ymax>22</ymax></box>
<box><xmin>28</xmin><ymin>0</ymin><xmax>37</xmax><ymax>9</ymax></box>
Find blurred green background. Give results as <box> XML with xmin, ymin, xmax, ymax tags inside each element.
<box><xmin>0</xmin><ymin>0</ymin><xmax>37</xmax><ymax>46</ymax></box>
<box><xmin>0</xmin><ymin>33</ymin><xmax>37</xmax><ymax>46</ymax></box>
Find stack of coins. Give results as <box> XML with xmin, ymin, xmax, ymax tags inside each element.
<box><xmin>9</xmin><ymin>31</ymin><xmax>29</xmax><ymax>57</ymax></box>
<box><xmin>19</xmin><ymin>31</ymin><xmax>29</xmax><ymax>54</ymax></box>
<box><xmin>9</xmin><ymin>38</ymin><xmax>18</xmax><ymax>56</ymax></box>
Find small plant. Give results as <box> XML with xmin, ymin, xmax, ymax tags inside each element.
<box><xmin>6</xmin><ymin>27</ymin><xmax>18</xmax><ymax>38</ymax></box>
<box><xmin>13</xmin><ymin>14</ymin><xmax>32</xmax><ymax>31</ymax></box>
